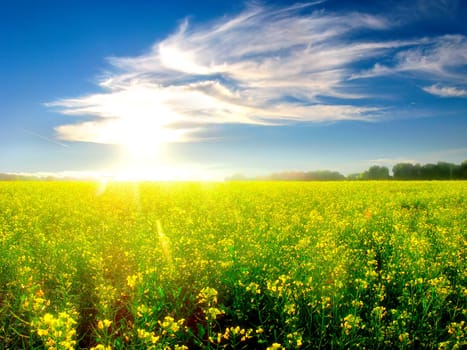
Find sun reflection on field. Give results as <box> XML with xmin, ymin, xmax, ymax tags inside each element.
<box><xmin>96</xmin><ymin>177</ymin><xmax>109</xmax><ymax>196</ymax></box>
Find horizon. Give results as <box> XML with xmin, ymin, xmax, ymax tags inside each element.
<box><xmin>2</xmin><ymin>159</ymin><xmax>465</xmax><ymax>182</ymax></box>
<box><xmin>1</xmin><ymin>0</ymin><xmax>466</xmax><ymax>181</ymax></box>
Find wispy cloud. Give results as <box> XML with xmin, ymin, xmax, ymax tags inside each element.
<box><xmin>423</xmin><ymin>84</ymin><xmax>467</xmax><ymax>98</ymax></box>
<box><xmin>351</xmin><ymin>35</ymin><xmax>467</xmax><ymax>83</ymax></box>
<box><xmin>48</xmin><ymin>2</ymin><xmax>465</xmax><ymax>146</ymax></box>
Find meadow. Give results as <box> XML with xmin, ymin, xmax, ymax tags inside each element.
<box><xmin>0</xmin><ymin>181</ymin><xmax>465</xmax><ymax>349</ymax></box>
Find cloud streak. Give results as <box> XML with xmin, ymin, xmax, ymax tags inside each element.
<box><xmin>423</xmin><ymin>84</ymin><xmax>467</xmax><ymax>98</ymax></box>
<box><xmin>351</xmin><ymin>35</ymin><xmax>467</xmax><ymax>82</ymax></box>
<box><xmin>48</xmin><ymin>2</ymin><xmax>466</xmax><ymax>146</ymax></box>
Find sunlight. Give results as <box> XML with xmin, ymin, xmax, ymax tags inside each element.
<box><xmin>113</xmin><ymin>162</ymin><xmax>225</xmax><ymax>181</ymax></box>
<box><xmin>116</xmin><ymin>123</ymin><xmax>165</xmax><ymax>181</ymax></box>
<box><xmin>115</xmin><ymin>166</ymin><xmax>174</xmax><ymax>181</ymax></box>
<box><xmin>106</xmin><ymin>92</ymin><xmax>186</xmax><ymax>180</ymax></box>
<box><xmin>96</xmin><ymin>177</ymin><xmax>108</xmax><ymax>196</ymax></box>
<box><xmin>117</xmin><ymin>107</ymin><xmax>180</xmax><ymax>156</ymax></box>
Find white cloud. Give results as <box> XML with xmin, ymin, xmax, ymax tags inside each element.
<box><xmin>351</xmin><ymin>35</ymin><xmax>467</xmax><ymax>84</ymax></box>
<box><xmin>48</xmin><ymin>3</ymin><xmax>463</xmax><ymax>147</ymax></box>
<box><xmin>423</xmin><ymin>84</ymin><xmax>467</xmax><ymax>98</ymax></box>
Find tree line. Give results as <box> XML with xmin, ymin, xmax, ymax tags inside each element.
<box><xmin>350</xmin><ymin>161</ymin><xmax>467</xmax><ymax>180</ymax></box>
<box><xmin>227</xmin><ymin>160</ymin><xmax>467</xmax><ymax>181</ymax></box>
<box><xmin>1</xmin><ymin>160</ymin><xmax>466</xmax><ymax>182</ymax></box>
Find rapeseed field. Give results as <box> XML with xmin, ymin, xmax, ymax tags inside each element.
<box><xmin>0</xmin><ymin>181</ymin><xmax>465</xmax><ymax>349</ymax></box>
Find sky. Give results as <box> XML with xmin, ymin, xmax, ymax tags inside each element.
<box><xmin>1</xmin><ymin>0</ymin><xmax>466</xmax><ymax>180</ymax></box>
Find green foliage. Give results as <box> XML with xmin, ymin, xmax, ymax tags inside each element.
<box><xmin>393</xmin><ymin>161</ymin><xmax>467</xmax><ymax>180</ymax></box>
<box><xmin>0</xmin><ymin>181</ymin><xmax>466</xmax><ymax>349</ymax></box>
<box><xmin>361</xmin><ymin>166</ymin><xmax>390</xmax><ymax>180</ymax></box>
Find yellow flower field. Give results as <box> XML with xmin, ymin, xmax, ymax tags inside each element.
<box><xmin>0</xmin><ymin>181</ymin><xmax>465</xmax><ymax>349</ymax></box>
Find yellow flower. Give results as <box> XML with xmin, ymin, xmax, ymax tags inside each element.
<box><xmin>341</xmin><ymin>314</ymin><xmax>362</xmax><ymax>335</ymax></box>
<box><xmin>137</xmin><ymin>328</ymin><xmax>150</xmax><ymax>339</ymax></box>
<box><xmin>126</xmin><ymin>273</ymin><xmax>142</xmax><ymax>288</ymax></box>
<box><xmin>42</xmin><ymin>313</ymin><xmax>55</xmax><ymax>326</ymax></box>
<box><xmin>97</xmin><ymin>319</ymin><xmax>112</xmax><ymax>330</ymax></box>
<box><xmin>205</xmin><ymin>307</ymin><xmax>224</xmax><ymax>320</ymax></box>
<box><xmin>91</xmin><ymin>345</ymin><xmax>112</xmax><ymax>350</ymax></box>
<box><xmin>151</xmin><ymin>334</ymin><xmax>160</xmax><ymax>344</ymax></box>
<box><xmin>174</xmin><ymin>346</ymin><xmax>189</xmax><ymax>350</ymax></box>
<box><xmin>198</xmin><ymin>287</ymin><xmax>218</xmax><ymax>305</ymax></box>
<box><xmin>37</xmin><ymin>328</ymin><xmax>48</xmax><ymax>336</ymax></box>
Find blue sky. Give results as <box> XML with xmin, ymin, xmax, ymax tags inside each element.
<box><xmin>1</xmin><ymin>0</ymin><xmax>466</xmax><ymax>180</ymax></box>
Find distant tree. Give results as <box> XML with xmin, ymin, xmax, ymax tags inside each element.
<box><xmin>346</xmin><ymin>173</ymin><xmax>362</xmax><ymax>180</ymax></box>
<box><xmin>393</xmin><ymin>160</ymin><xmax>466</xmax><ymax>180</ymax></box>
<box><xmin>457</xmin><ymin>160</ymin><xmax>467</xmax><ymax>179</ymax></box>
<box><xmin>263</xmin><ymin>170</ymin><xmax>345</xmax><ymax>181</ymax></box>
<box><xmin>421</xmin><ymin>163</ymin><xmax>436</xmax><ymax>180</ymax></box>
<box><xmin>362</xmin><ymin>166</ymin><xmax>390</xmax><ymax>180</ymax></box>
<box><xmin>305</xmin><ymin>170</ymin><xmax>345</xmax><ymax>181</ymax></box>
<box><xmin>199</xmin><ymin>160</ymin><xmax>467</xmax><ymax>183</ymax></box>
<box><xmin>393</xmin><ymin>163</ymin><xmax>416</xmax><ymax>180</ymax></box>
<box><xmin>269</xmin><ymin>171</ymin><xmax>307</xmax><ymax>181</ymax></box>
<box><xmin>435</xmin><ymin>162</ymin><xmax>455</xmax><ymax>179</ymax></box>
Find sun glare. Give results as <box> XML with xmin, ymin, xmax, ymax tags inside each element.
<box><xmin>117</xmin><ymin>135</ymin><xmax>164</xmax><ymax>181</ymax></box>
<box><xmin>89</xmin><ymin>94</ymin><xmax>222</xmax><ymax>181</ymax></box>
<box><xmin>109</xmin><ymin>103</ymin><xmax>184</xmax><ymax>181</ymax></box>
<box><xmin>115</xmin><ymin>133</ymin><xmax>196</xmax><ymax>182</ymax></box>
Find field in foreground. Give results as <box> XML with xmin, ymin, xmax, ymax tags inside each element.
<box><xmin>0</xmin><ymin>181</ymin><xmax>466</xmax><ymax>349</ymax></box>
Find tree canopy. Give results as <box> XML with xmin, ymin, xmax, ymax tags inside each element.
<box><xmin>392</xmin><ymin>161</ymin><xmax>467</xmax><ymax>180</ymax></box>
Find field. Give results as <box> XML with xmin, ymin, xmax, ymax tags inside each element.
<box><xmin>0</xmin><ymin>181</ymin><xmax>466</xmax><ymax>349</ymax></box>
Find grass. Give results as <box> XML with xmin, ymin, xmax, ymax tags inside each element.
<box><xmin>0</xmin><ymin>181</ymin><xmax>466</xmax><ymax>349</ymax></box>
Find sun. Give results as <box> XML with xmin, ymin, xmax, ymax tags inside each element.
<box><xmin>110</xmin><ymin>120</ymin><xmax>168</xmax><ymax>180</ymax></box>
<box><xmin>101</xmin><ymin>102</ymin><xmax>188</xmax><ymax>180</ymax></box>
<box><xmin>117</xmin><ymin>138</ymin><xmax>164</xmax><ymax>181</ymax></box>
